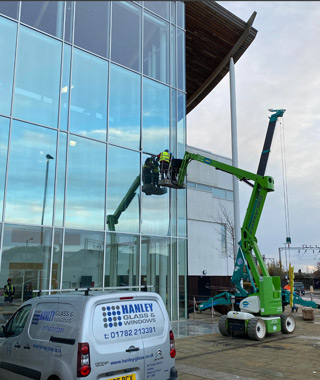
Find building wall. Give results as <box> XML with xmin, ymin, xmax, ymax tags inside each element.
<box><xmin>0</xmin><ymin>1</ymin><xmax>187</xmax><ymax>320</ymax></box>
<box><xmin>186</xmin><ymin>145</ymin><xmax>235</xmax><ymax>302</ymax></box>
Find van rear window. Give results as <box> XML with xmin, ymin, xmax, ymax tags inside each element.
<box><xmin>92</xmin><ymin>299</ymin><xmax>165</xmax><ymax>345</ymax></box>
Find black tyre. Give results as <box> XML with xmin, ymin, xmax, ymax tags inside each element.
<box><xmin>218</xmin><ymin>315</ymin><xmax>230</xmax><ymax>336</ymax></box>
<box><xmin>247</xmin><ymin>318</ymin><xmax>266</xmax><ymax>340</ymax></box>
<box><xmin>281</xmin><ymin>313</ymin><xmax>296</xmax><ymax>334</ymax></box>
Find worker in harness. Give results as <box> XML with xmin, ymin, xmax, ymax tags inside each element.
<box><xmin>4</xmin><ymin>278</ymin><xmax>15</xmax><ymax>303</ymax></box>
<box><xmin>158</xmin><ymin>149</ymin><xmax>171</xmax><ymax>180</ymax></box>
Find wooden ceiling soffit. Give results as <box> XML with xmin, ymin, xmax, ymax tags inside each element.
<box><xmin>186</xmin><ymin>3</ymin><xmax>257</xmax><ymax>114</ymax></box>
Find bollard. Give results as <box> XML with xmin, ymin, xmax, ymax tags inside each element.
<box><xmin>310</xmin><ymin>286</ymin><xmax>314</xmax><ymax>302</ymax></box>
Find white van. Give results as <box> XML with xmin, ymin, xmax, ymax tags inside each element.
<box><xmin>0</xmin><ymin>290</ymin><xmax>178</xmax><ymax>380</ymax></box>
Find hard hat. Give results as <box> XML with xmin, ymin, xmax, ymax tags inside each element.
<box><xmin>7</xmin><ymin>278</ymin><xmax>11</xmax><ymax>282</ymax></box>
<box><xmin>165</xmin><ymin>149</ymin><xmax>169</xmax><ymax>152</ymax></box>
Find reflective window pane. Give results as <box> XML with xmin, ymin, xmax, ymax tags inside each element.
<box><xmin>107</xmin><ymin>145</ymin><xmax>140</xmax><ymax>233</ymax></box>
<box><xmin>177</xmin><ymin>28</ymin><xmax>185</xmax><ymax>91</ymax></box>
<box><xmin>21</xmin><ymin>1</ymin><xmax>64</xmax><ymax>39</ymax></box>
<box><xmin>141</xmin><ymin>236</ymin><xmax>170</xmax><ymax>309</ymax></box>
<box><xmin>0</xmin><ymin>117</ymin><xmax>9</xmax><ymax>220</ymax></box>
<box><xmin>0</xmin><ymin>17</ymin><xmax>17</xmax><ymax>116</ymax></box>
<box><xmin>69</xmin><ymin>48</ymin><xmax>108</xmax><ymax>140</ymax></box>
<box><xmin>52</xmin><ymin>228</ymin><xmax>63</xmax><ymax>290</ymax></box>
<box><xmin>170</xmin><ymin>1</ymin><xmax>176</xmax><ymax>24</ymax></box>
<box><xmin>13</xmin><ymin>26</ymin><xmax>61</xmax><ymax>128</ymax></box>
<box><xmin>177</xmin><ymin>186</ymin><xmax>186</xmax><ymax>237</ymax></box>
<box><xmin>1</xmin><ymin>225</ymin><xmax>53</xmax><ymax>304</ymax></box>
<box><xmin>108</xmin><ymin>64</ymin><xmax>140</xmax><ymax>150</ymax></box>
<box><xmin>65</xmin><ymin>135</ymin><xmax>106</xmax><ymax>230</ymax></box>
<box><xmin>170</xmin><ymin>89</ymin><xmax>177</xmax><ymax>157</ymax></box>
<box><xmin>177</xmin><ymin>91</ymin><xmax>185</xmax><ymax>157</ymax></box>
<box><xmin>141</xmin><ymin>153</ymin><xmax>169</xmax><ymax>236</ymax></box>
<box><xmin>144</xmin><ymin>1</ymin><xmax>169</xmax><ymax>20</ymax></box>
<box><xmin>65</xmin><ymin>1</ymin><xmax>74</xmax><ymax>43</ymax></box>
<box><xmin>111</xmin><ymin>2</ymin><xmax>141</xmax><ymax>72</ymax></box>
<box><xmin>60</xmin><ymin>43</ymin><xmax>71</xmax><ymax>131</ymax></box>
<box><xmin>177</xmin><ymin>1</ymin><xmax>185</xmax><ymax>29</ymax></box>
<box><xmin>6</xmin><ymin>121</ymin><xmax>56</xmax><ymax>225</ymax></box>
<box><xmin>178</xmin><ymin>239</ymin><xmax>187</xmax><ymax>318</ymax></box>
<box><xmin>142</xmin><ymin>78</ymin><xmax>169</xmax><ymax>154</ymax></box>
<box><xmin>55</xmin><ymin>132</ymin><xmax>67</xmax><ymax>227</ymax></box>
<box><xmin>74</xmin><ymin>1</ymin><xmax>109</xmax><ymax>58</ymax></box>
<box><xmin>105</xmin><ymin>233</ymin><xmax>139</xmax><ymax>288</ymax></box>
<box><xmin>143</xmin><ymin>11</ymin><xmax>169</xmax><ymax>84</ymax></box>
<box><xmin>62</xmin><ymin>229</ymin><xmax>104</xmax><ymax>289</ymax></box>
<box><xmin>170</xmin><ymin>25</ymin><xmax>176</xmax><ymax>88</ymax></box>
<box><xmin>0</xmin><ymin>1</ymin><xmax>19</xmax><ymax>20</ymax></box>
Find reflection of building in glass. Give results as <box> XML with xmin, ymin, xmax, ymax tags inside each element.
<box><xmin>0</xmin><ymin>1</ymin><xmax>257</xmax><ymax>320</ymax></box>
<box><xmin>0</xmin><ymin>1</ymin><xmax>187</xmax><ymax>321</ymax></box>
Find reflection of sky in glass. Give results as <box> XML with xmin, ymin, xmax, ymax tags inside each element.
<box><xmin>108</xmin><ymin>64</ymin><xmax>140</xmax><ymax>150</ymax></box>
<box><xmin>141</xmin><ymin>154</ymin><xmax>169</xmax><ymax>236</ymax></box>
<box><xmin>60</xmin><ymin>43</ymin><xmax>71</xmax><ymax>131</ymax></box>
<box><xmin>0</xmin><ymin>17</ymin><xmax>16</xmax><ymax>116</ymax></box>
<box><xmin>13</xmin><ymin>26</ymin><xmax>61</xmax><ymax>128</ymax></box>
<box><xmin>107</xmin><ymin>145</ymin><xmax>139</xmax><ymax>233</ymax></box>
<box><xmin>69</xmin><ymin>48</ymin><xmax>108</xmax><ymax>141</ymax></box>
<box><xmin>143</xmin><ymin>78</ymin><xmax>169</xmax><ymax>154</ymax></box>
<box><xmin>65</xmin><ymin>135</ymin><xmax>106</xmax><ymax>230</ymax></box>
<box><xmin>6</xmin><ymin>120</ymin><xmax>56</xmax><ymax>225</ymax></box>
<box><xmin>0</xmin><ymin>117</ymin><xmax>9</xmax><ymax>220</ymax></box>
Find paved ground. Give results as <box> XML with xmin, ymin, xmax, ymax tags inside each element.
<box><xmin>172</xmin><ymin>304</ymin><xmax>320</xmax><ymax>380</ymax></box>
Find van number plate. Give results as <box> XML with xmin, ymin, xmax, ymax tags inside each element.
<box><xmin>105</xmin><ymin>375</ymin><xmax>136</xmax><ymax>380</ymax></box>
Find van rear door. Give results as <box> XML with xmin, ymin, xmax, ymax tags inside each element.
<box><xmin>91</xmin><ymin>297</ymin><xmax>147</xmax><ymax>380</ymax></box>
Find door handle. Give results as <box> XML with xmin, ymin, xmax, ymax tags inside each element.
<box><xmin>126</xmin><ymin>345</ymin><xmax>140</xmax><ymax>352</ymax></box>
<box><xmin>24</xmin><ymin>344</ymin><xmax>31</xmax><ymax>350</ymax></box>
<box><xmin>14</xmin><ymin>343</ymin><xmax>21</xmax><ymax>348</ymax></box>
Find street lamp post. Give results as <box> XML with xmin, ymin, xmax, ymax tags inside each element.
<box><xmin>41</xmin><ymin>154</ymin><xmax>54</xmax><ymax>227</ymax></box>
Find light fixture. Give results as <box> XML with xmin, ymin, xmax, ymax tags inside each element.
<box><xmin>202</xmin><ymin>270</ymin><xmax>207</xmax><ymax>276</ymax></box>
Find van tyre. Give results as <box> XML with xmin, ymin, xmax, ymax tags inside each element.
<box><xmin>247</xmin><ymin>318</ymin><xmax>266</xmax><ymax>340</ymax></box>
<box><xmin>281</xmin><ymin>313</ymin><xmax>296</xmax><ymax>334</ymax></box>
<box><xmin>218</xmin><ymin>315</ymin><xmax>230</xmax><ymax>336</ymax></box>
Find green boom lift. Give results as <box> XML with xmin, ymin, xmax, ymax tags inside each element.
<box><xmin>161</xmin><ymin>109</ymin><xmax>298</xmax><ymax>340</ymax></box>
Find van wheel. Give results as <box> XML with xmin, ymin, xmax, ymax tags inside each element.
<box><xmin>218</xmin><ymin>315</ymin><xmax>230</xmax><ymax>336</ymax></box>
<box><xmin>247</xmin><ymin>318</ymin><xmax>266</xmax><ymax>340</ymax></box>
<box><xmin>281</xmin><ymin>313</ymin><xmax>296</xmax><ymax>334</ymax></box>
<box><xmin>48</xmin><ymin>376</ymin><xmax>60</xmax><ymax>380</ymax></box>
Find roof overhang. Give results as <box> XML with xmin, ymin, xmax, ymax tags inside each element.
<box><xmin>186</xmin><ymin>1</ymin><xmax>257</xmax><ymax>114</ymax></box>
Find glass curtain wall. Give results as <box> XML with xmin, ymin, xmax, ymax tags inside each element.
<box><xmin>0</xmin><ymin>1</ymin><xmax>187</xmax><ymax>320</ymax></box>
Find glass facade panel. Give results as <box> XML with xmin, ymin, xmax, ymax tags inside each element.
<box><xmin>55</xmin><ymin>132</ymin><xmax>67</xmax><ymax>227</ymax></box>
<box><xmin>0</xmin><ymin>17</ymin><xmax>17</xmax><ymax>117</ymax></box>
<box><xmin>108</xmin><ymin>64</ymin><xmax>141</xmax><ymax>150</ymax></box>
<box><xmin>52</xmin><ymin>228</ymin><xmax>63</xmax><ymax>290</ymax></box>
<box><xmin>1</xmin><ymin>225</ymin><xmax>53</xmax><ymax>300</ymax></box>
<box><xmin>111</xmin><ymin>2</ymin><xmax>141</xmax><ymax>72</ymax></box>
<box><xmin>13</xmin><ymin>26</ymin><xmax>61</xmax><ymax>128</ymax></box>
<box><xmin>178</xmin><ymin>238</ymin><xmax>187</xmax><ymax>318</ymax></box>
<box><xmin>107</xmin><ymin>145</ymin><xmax>140</xmax><ymax>233</ymax></box>
<box><xmin>105</xmin><ymin>233</ymin><xmax>139</xmax><ymax>288</ymax></box>
<box><xmin>65</xmin><ymin>1</ymin><xmax>74</xmax><ymax>43</ymax></box>
<box><xmin>74</xmin><ymin>1</ymin><xmax>109</xmax><ymax>58</ymax></box>
<box><xmin>65</xmin><ymin>135</ymin><xmax>106</xmax><ymax>230</ymax></box>
<box><xmin>69</xmin><ymin>48</ymin><xmax>108</xmax><ymax>140</ymax></box>
<box><xmin>142</xmin><ymin>78</ymin><xmax>169</xmax><ymax>154</ymax></box>
<box><xmin>143</xmin><ymin>11</ymin><xmax>169</xmax><ymax>84</ymax></box>
<box><xmin>62</xmin><ymin>229</ymin><xmax>104</xmax><ymax>289</ymax></box>
<box><xmin>177</xmin><ymin>28</ymin><xmax>185</xmax><ymax>91</ymax></box>
<box><xmin>6</xmin><ymin>121</ymin><xmax>56</xmax><ymax>225</ymax></box>
<box><xmin>141</xmin><ymin>236</ymin><xmax>170</xmax><ymax>308</ymax></box>
<box><xmin>0</xmin><ymin>117</ymin><xmax>9</xmax><ymax>220</ymax></box>
<box><xmin>60</xmin><ymin>43</ymin><xmax>71</xmax><ymax>131</ymax></box>
<box><xmin>177</xmin><ymin>1</ymin><xmax>185</xmax><ymax>29</ymax></box>
<box><xmin>0</xmin><ymin>1</ymin><xmax>19</xmax><ymax>20</ymax></box>
<box><xmin>141</xmin><ymin>153</ymin><xmax>169</xmax><ymax>236</ymax></box>
<box><xmin>0</xmin><ymin>1</ymin><xmax>187</xmax><ymax>321</ymax></box>
<box><xmin>144</xmin><ymin>1</ymin><xmax>169</xmax><ymax>20</ymax></box>
<box><xmin>21</xmin><ymin>1</ymin><xmax>64</xmax><ymax>39</ymax></box>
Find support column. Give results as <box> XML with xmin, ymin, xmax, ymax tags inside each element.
<box><xmin>229</xmin><ymin>57</ymin><xmax>241</xmax><ymax>263</ymax></box>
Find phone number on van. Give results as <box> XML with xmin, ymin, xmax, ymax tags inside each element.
<box><xmin>105</xmin><ymin>327</ymin><xmax>156</xmax><ymax>339</ymax></box>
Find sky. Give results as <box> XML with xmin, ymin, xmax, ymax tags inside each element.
<box><xmin>187</xmin><ymin>1</ymin><xmax>320</xmax><ymax>272</ymax></box>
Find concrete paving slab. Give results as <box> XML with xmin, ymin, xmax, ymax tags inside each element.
<box><xmin>173</xmin><ymin>306</ymin><xmax>320</xmax><ymax>380</ymax></box>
